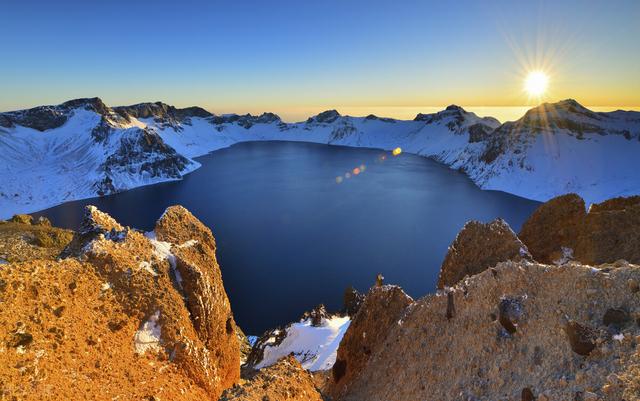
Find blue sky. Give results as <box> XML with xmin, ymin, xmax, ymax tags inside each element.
<box><xmin>1</xmin><ymin>0</ymin><xmax>639</xmax><ymax>120</ymax></box>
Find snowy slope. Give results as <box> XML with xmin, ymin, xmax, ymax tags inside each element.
<box><xmin>250</xmin><ymin>315</ymin><xmax>351</xmax><ymax>371</ymax></box>
<box><xmin>1</xmin><ymin>97</ymin><xmax>639</xmax><ymax>218</ymax></box>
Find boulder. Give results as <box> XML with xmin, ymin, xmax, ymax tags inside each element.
<box><xmin>34</xmin><ymin>216</ymin><xmax>51</xmax><ymax>226</ymax></box>
<box><xmin>519</xmin><ymin>194</ymin><xmax>640</xmax><ymax>265</ymax></box>
<box><xmin>576</xmin><ymin>196</ymin><xmax>640</xmax><ymax>265</ymax></box>
<box><xmin>518</xmin><ymin>193</ymin><xmax>586</xmax><ymax>264</ymax></box>
<box><xmin>9</xmin><ymin>214</ymin><xmax>33</xmax><ymax>225</ymax></box>
<box><xmin>325</xmin><ymin>285</ymin><xmax>413</xmax><ymax>399</ymax></box>
<box><xmin>154</xmin><ymin>205</ymin><xmax>216</xmax><ymax>250</ymax></box>
<box><xmin>300</xmin><ymin>304</ymin><xmax>330</xmax><ymax>327</ymax></box>
<box><xmin>220</xmin><ymin>355</ymin><xmax>323</xmax><ymax>401</ymax></box>
<box><xmin>438</xmin><ymin>218</ymin><xmax>531</xmax><ymax>289</ymax></box>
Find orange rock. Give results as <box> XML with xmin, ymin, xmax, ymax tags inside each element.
<box><xmin>325</xmin><ymin>285</ymin><xmax>413</xmax><ymax>399</ymax></box>
<box><xmin>220</xmin><ymin>355</ymin><xmax>323</xmax><ymax>401</ymax></box>
<box><xmin>438</xmin><ymin>218</ymin><xmax>531</xmax><ymax>289</ymax></box>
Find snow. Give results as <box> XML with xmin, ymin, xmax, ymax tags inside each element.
<box><xmin>139</xmin><ymin>261</ymin><xmax>158</xmax><ymax>276</ymax></box>
<box><xmin>554</xmin><ymin>247</ymin><xmax>574</xmax><ymax>265</ymax></box>
<box><xmin>145</xmin><ymin>232</ymin><xmax>183</xmax><ymax>287</ymax></box>
<box><xmin>134</xmin><ymin>310</ymin><xmax>162</xmax><ymax>354</ymax></box>
<box><xmin>255</xmin><ymin>316</ymin><xmax>351</xmax><ymax>371</ymax></box>
<box><xmin>1</xmin><ymin>101</ymin><xmax>639</xmax><ymax>219</ymax></box>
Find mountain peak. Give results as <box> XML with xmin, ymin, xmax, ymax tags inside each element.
<box><xmin>445</xmin><ymin>104</ymin><xmax>465</xmax><ymax>112</ymax></box>
<box><xmin>308</xmin><ymin>110</ymin><xmax>341</xmax><ymax>124</ymax></box>
<box><xmin>59</xmin><ymin>97</ymin><xmax>112</xmax><ymax>117</ymax></box>
<box><xmin>522</xmin><ymin>99</ymin><xmax>602</xmax><ymax>127</ymax></box>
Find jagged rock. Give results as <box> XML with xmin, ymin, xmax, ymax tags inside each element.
<box><xmin>520</xmin><ymin>194</ymin><xmax>640</xmax><ymax>265</ymax></box>
<box><xmin>519</xmin><ymin>194</ymin><xmax>586</xmax><ymax>264</ymax></box>
<box><xmin>60</xmin><ymin>205</ymin><xmax>125</xmax><ymax>258</ymax></box>
<box><xmin>308</xmin><ymin>110</ymin><xmax>341</xmax><ymax>124</ymax></box>
<box><xmin>468</xmin><ymin>122</ymin><xmax>494</xmax><ymax>142</ymax></box>
<box><xmin>438</xmin><ymin>218</ymin><xmax>532</xmax><ymax>288</ymax></box>
<box><xmin>0</xmin><ymin>97</ymin><xmax>110</xmax><ymax>131</ymax></box>
<box><xmin>0</xmin><ymin>217</ymin><xmax>73</xmax><ymax>262</ymax></box>
<box><xmin>113</xmin><ymin>101</ymin><xmax>213</xmax><ymax>129</ymax></box>
<box><xmin>565</xmin><ymin>321</ymin><xmax>596</xmax><ymax>356</ymax></box>
<box><xmin>209</xmin><ymin>112</ymin><xmax>281</xmax><ymax>129</ymax></box>
<box><xmin>94</xmin><ymin>128</ymin><xmax>193</xmax><ymax>197</ymax></box>
<box><xmin>0</xmin><ymin>113</ymin><xmax>13</xmax><ymax>128</ymax></box>
<box><xmin>154</xmin><ymin>205</ymin><xmax>240</xmax><ymax>392</ymax></box>
<box><xmin>236</xmin><ymin>325</ymin><xmax>253</xmax><ymax>365</ymax></box>
<box><xmin>0</xmin><ymin>257</ymin><xmax>213</xmax><ymax>400</ymax></box>
<box><xmin>300</xmin><ymin>304</ymin><xmax>329</xmax><ymax>327</ymax></box>
<box><xmin>244</xmin><ymin>325</ymin><xmax>288</xmax><ymax>369</ymax></box>
<box><xmin>325</xmin><ymin>285</ymin><xmax>413</xmax><ymax>399</ymax></box>
<box><xmin>1</xmin><ymin>206</ymin><xmax>241</xmax><ymax>399</ymax></box>
<box><xmin>576</xmin><ymin>196</ymin><xmax>640</xmax><ymax>265</ymax></box>
<box><xmin>34</xmin><ymin>216</ymin><xmax>51</xmax><ymax>226</ymax></box>
<box><xmin>335</xmin><ymin>261</ymin><xmax>640</xmax><ymax>401</ymax></box>
<box><xmin>154</xmin><ymin>205</ymin><xmax>215</xmax><ymax>248</ymax></box>
<box><xmin>220</xmin><ymin>355</ymin><xmax>322</xmax><ymax>401</ymax></box>
<box><xmin>498</xmin><ymin>296</ymin><xmax>524</xmax><ymax>334</ymax></box>
<box><xmin>342</xmin><ymin>286</ymin><xmax>365</xmax><ymax>316</ymax></box>
<box><xmin>9</xmin><ymin>214</ymin><xmax>33</xmax><ymax>225</ymax></box>
<box><xmin>446</xmin><ymin>291</ymin><xmax>456</xmax><ymax>319</ymax></box>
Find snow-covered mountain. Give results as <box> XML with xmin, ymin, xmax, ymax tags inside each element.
<box><xmin>1</xmin><ymin>97</ymin><xmax>639</xmax><ymax>218</ymax></box>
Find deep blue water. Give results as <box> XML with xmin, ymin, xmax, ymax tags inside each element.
<box><xmin>34</xmin><ymin>141</ymin><xmax>540</xmax><ymax>334</ymax></box>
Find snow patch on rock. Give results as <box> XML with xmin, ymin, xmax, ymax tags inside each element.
<box><xmin>256</xmin><ymin>316</ymin><xmax>351</xmax><ymax>371</ymax></box>
<box><xmin>134</xmin><ymin>310</ymin><xmax>162</xmax><ymax>354</ymax></box>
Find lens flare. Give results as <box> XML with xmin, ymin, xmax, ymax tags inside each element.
<box><xmin>392</xmin><ymin>147</ymin><xmax>402</xmax><ymax>156</ymax></box>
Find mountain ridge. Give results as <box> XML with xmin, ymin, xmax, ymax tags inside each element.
<box><xmin>1</xmin><ymin>97</ymin><xmax>639</xmax><ymax>219</ymax></box>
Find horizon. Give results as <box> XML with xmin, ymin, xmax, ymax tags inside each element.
<box><xmin>3</xmin><ymin>96</ymin><xmax>640</xmax><ymax>124</ymax></box>
<box><xmin>1</xmin><ymin>0</ymin><xmax>639</xmax><ymax>116</ymax></box>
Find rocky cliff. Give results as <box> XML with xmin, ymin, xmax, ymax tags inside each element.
<box><xmin>1</xmin><ymin>195</ymin><xmax>640</xmax><ymax>400</ymax></box>
<box><xmin>0</xmin><ymin>206</ymin><xmax>240</xmax><ymax>400</ymax></box>
<box><xmin>318</xmin><ymin>194</ymin><xmax>640</xmax><ymax>401</ymax></box>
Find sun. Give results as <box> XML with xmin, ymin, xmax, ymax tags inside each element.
<box><xmin>524</xmin><ymin>71</ymin><xmax>549</xmax><ymax>97</ymax></box>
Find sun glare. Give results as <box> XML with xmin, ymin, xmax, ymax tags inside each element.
<box><xmin>524</xmin><ymin>71</ymin><xmax>549</xmax><ymax>97</ymax></box>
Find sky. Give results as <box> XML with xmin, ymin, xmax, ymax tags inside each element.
<box><xmin>1</xmin><ymin>0</ymin><xmax>639</xmax><ymax>121</ymax></box>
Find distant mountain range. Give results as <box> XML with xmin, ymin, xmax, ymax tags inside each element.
<box><xmin>1</xmin><ymin>97</ymin><xmax>639</xmax><ymax>218</ymax></box>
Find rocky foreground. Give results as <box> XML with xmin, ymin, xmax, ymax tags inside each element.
<box><xmin>0</xmin><ymin>194</ymin><xmax>639</xmax><ymax>400</ymax></box>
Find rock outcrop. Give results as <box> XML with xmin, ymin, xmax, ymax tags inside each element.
<box><xmin>519</xmin><ymin>193</ymin><xmax>587</xmax><ymax>264</ymax></box>
<box><xmin>577</xmin><ymin>196</ymin><xmax>640</xmax><ymax>265</ymax></box>
<box><xmin>325</xmin><ymin>285</ymin><xmax>413</xmax><ymax>399</ymax></box>
<box><xmin>336</xmin><ymin>260</ymin><xmax>640</xmax><ymax>401</ymax></box>
<box><xmin>0</xmin><ymin>206</ymin><xmax>240</xmax><ymax>400</ymax></box>
<box><xmin>438</xmin><ymin>218</ymin><xmax>532</xmax><ymax>288</ymax></box>
<box><xmin>520</xmin><ymin>194</ymin><xmax>640</xmax><ymax>265</ymax></box>
<box><xmin>220</xmin><ymin>355</ymin><xmax>323</xmax><ymax>401</ymax></box>
<box><xmin>0</xmin><ymin>215</ymin><xmax>73</xmax><ymax>263</ymax></box>
<box><xmin>342</xmin><ymin>286</ymin><xmax>365</xmax><ymax>316</ymax></box>
<box><xmin>154</xmin><ymin>205</ymin><xmax>241</xmax><ymax>391</ymax></box>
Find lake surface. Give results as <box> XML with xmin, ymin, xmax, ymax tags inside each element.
<box><xmin>35</xmin><ymin>141</ymin><xmax>540</xmax><ymax>334</ymax></box>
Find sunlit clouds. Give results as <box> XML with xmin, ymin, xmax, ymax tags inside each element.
<box><xmin>335</xmin><ymin>148</ymin><xmax>402</xmax><ymax>184</ymax></box>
